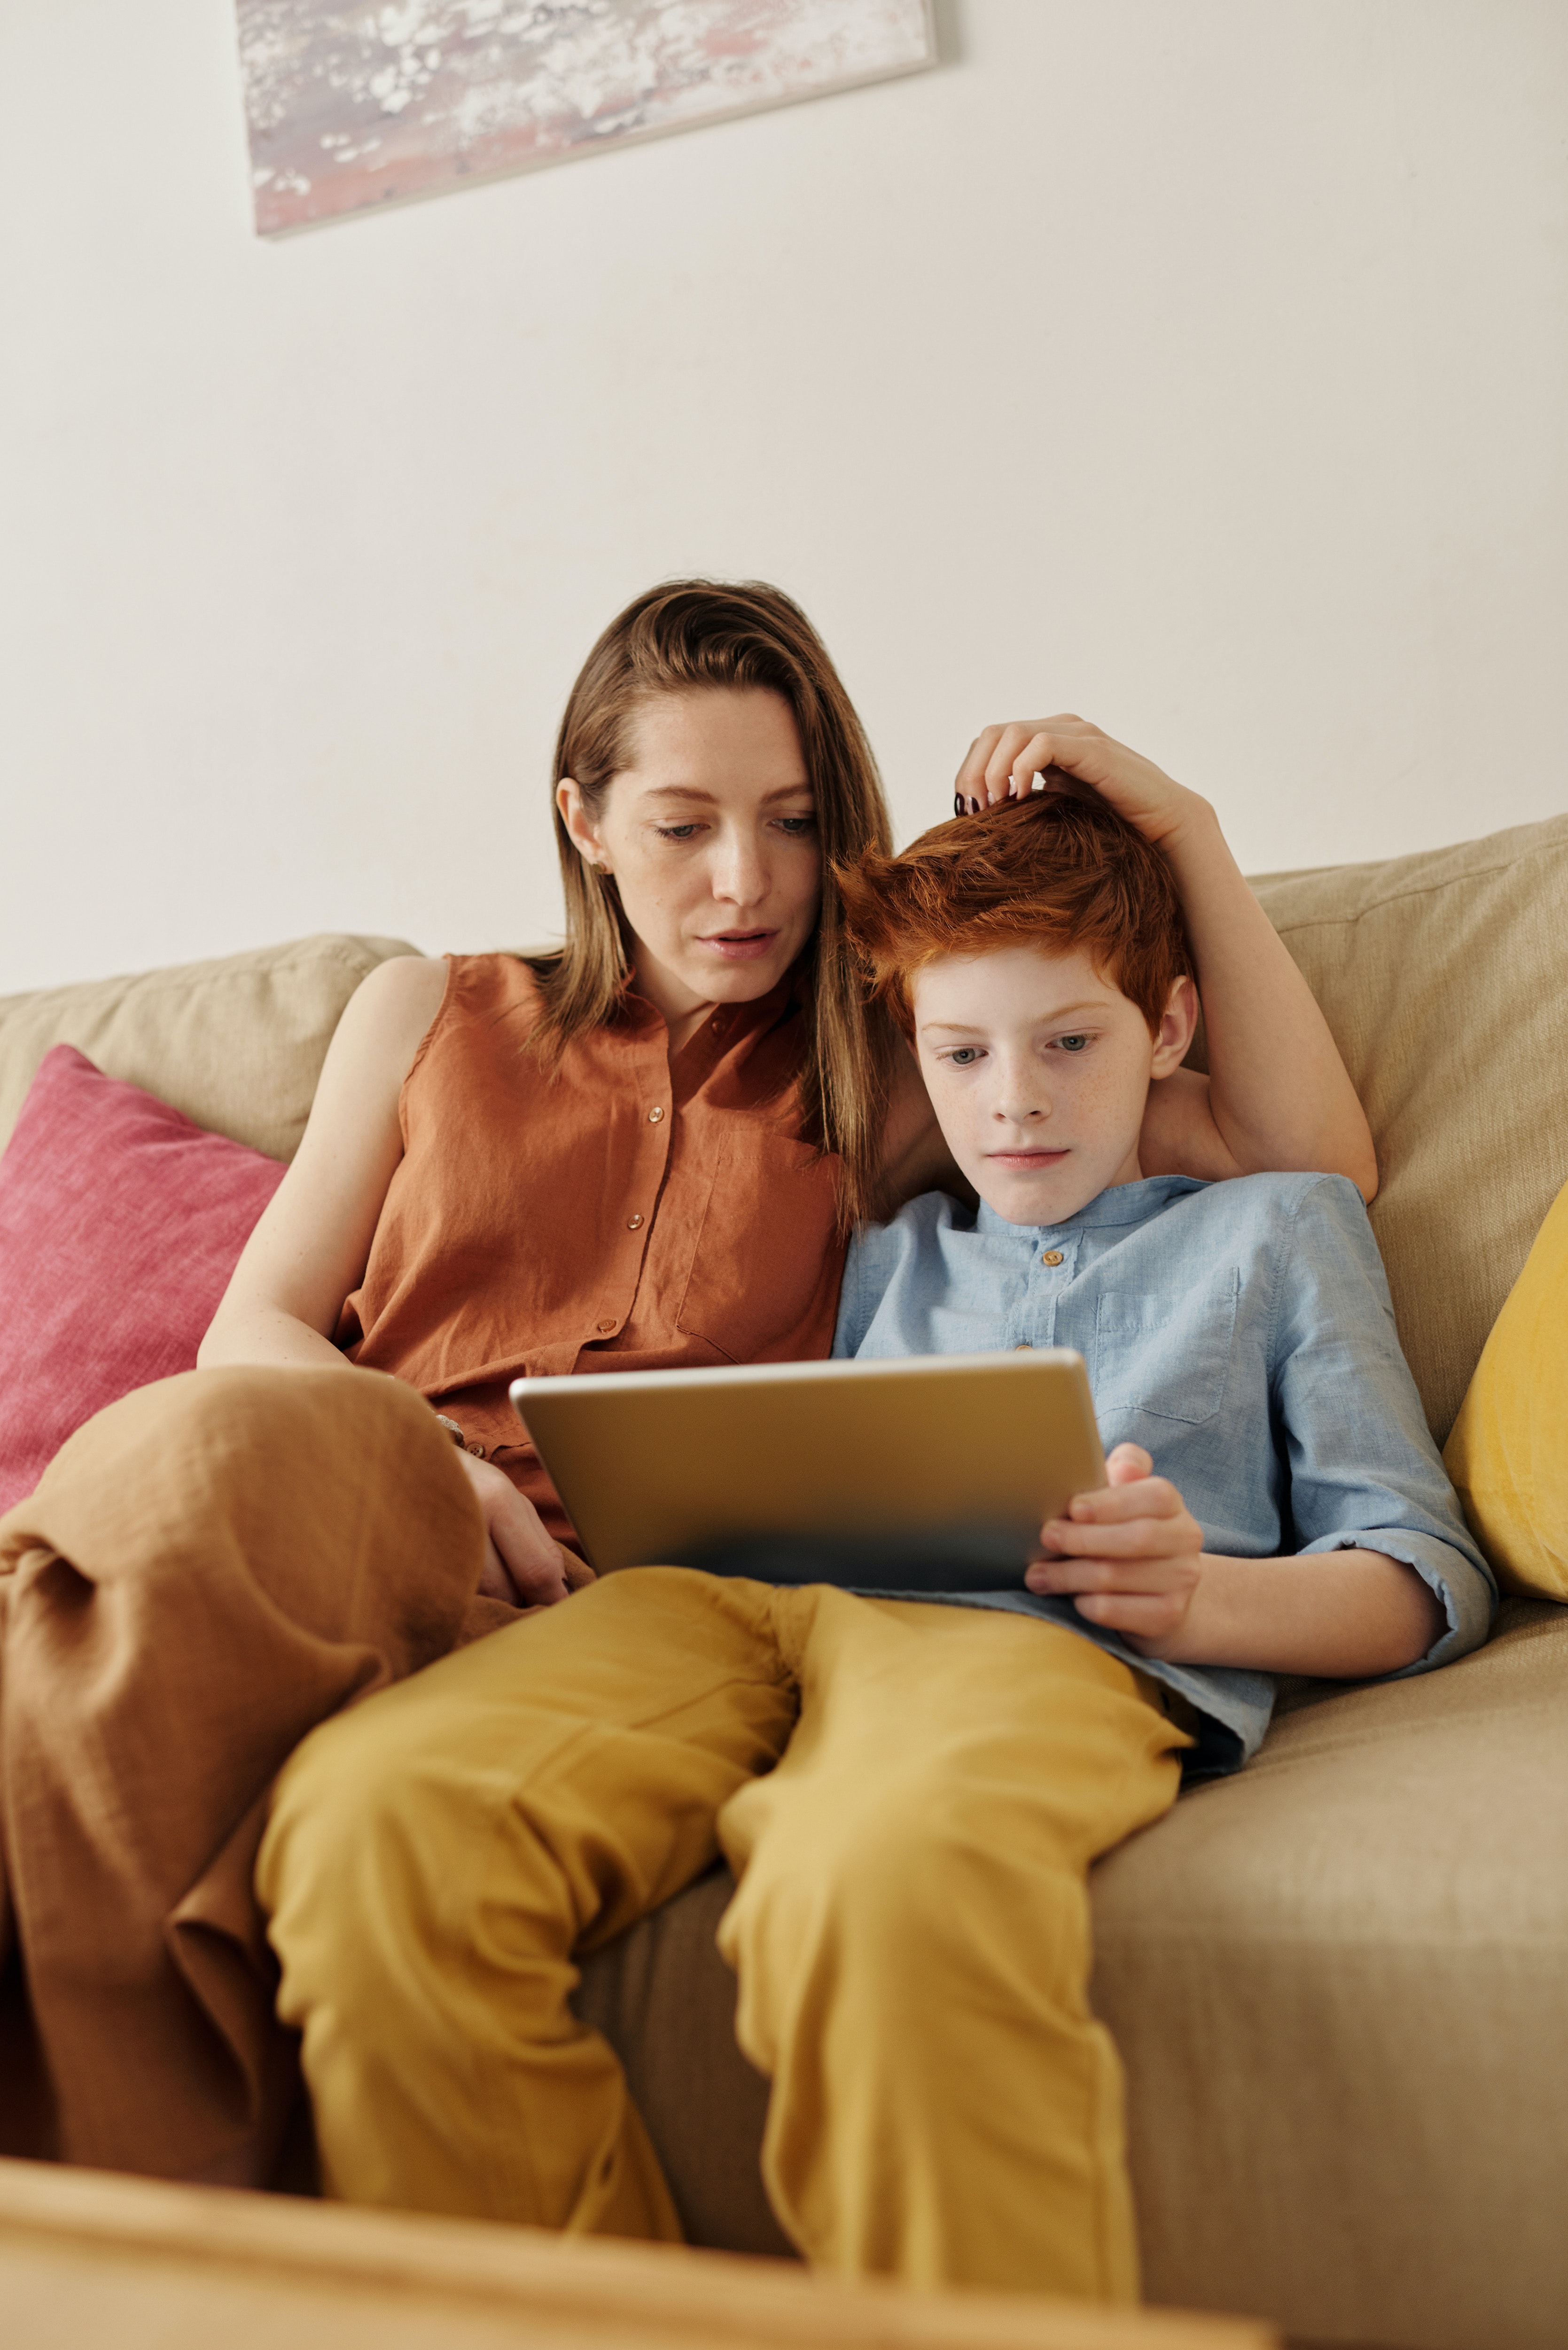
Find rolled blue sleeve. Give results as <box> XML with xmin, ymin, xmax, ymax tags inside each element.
<box><xmin>1270</xmin><ymin>1177</ymin><xmax>1497</xmax><ymax>1672</ymax></box>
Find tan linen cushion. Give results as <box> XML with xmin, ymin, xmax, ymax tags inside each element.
<box><xmin>1244</xmin><ymin>813</ymin><xmax>1568</xmax><ymax>1444</ymax></box>
<box><xmin>1091</xmin><ymin>1599</ymin><xmax>1568</xmax><ymax>2350</ymax></box>
<box><xmin>0</xmin><ymin>935</ymin><xmax>418</xmax><ymax>1165</ymax></box>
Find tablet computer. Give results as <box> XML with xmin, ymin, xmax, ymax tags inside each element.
<box><xmin>508</xmin><ymin>1350</ymin><xmax>1105</xmax><ymax>1594</ymax></box>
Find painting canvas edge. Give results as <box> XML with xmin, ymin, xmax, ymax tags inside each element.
<box><xmin>247</xmin><ymin>0</ymin><xmax>939</xmax><ymax>241</ymax></box>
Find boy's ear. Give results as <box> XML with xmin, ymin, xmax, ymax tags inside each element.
<box><xmin>1149</xmin><ymin>974</ymin><xmax>1199</xmax><ymax>1078</ymax></box>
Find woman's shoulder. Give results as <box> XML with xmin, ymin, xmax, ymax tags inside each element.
<box><xmin>351</xmin><ymin>952</ymin><xmax>448</xmax><ymax>1017</ymax></box>
<box><xmin>342</xmin><ymin>952</ymin><xmax>551</xmax><ymax>1093</ymax></box>
<box><xmin>386</xmin><ymin>950</ymin><xmax>554</xmax><ymax>1037</ymax></box>
<box><xmin>441</xmin><ymin>949</ymin><xmax>549</xmax><ymax>1010</ymax></box>
<box><xmin>333</xmin><ymin>954</ymin><xmax>448</xmax><ymax>1081</ymax></box>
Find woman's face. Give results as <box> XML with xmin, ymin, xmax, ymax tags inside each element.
<box><xmin>558</xmin><ymin>688</ymin><xmax>821</xmax><ymax>1028</ymax></box>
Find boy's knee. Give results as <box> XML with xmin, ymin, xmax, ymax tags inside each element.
<box><xmin>260</xmin><ymin>1685</ymin><xmax>468</xmax><ymax>1991</ymax></box>
<box><xmin>732</xmin><ymin>1759</ymin><xmax>1058</xmax><ymax>1977</ymax></box>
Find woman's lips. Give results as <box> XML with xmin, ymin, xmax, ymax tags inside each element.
<box><xmin>699</xmin><ymin>931</ymin><xmax>779</xmax><ymax>963</ymax></box>
<box><xmin>987</xmin><ymin>1150</ymin><xmax>1070</xmax><ymax>1169</ymax></box>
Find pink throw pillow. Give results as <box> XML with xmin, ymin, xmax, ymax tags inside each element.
<box><xmin>0</xmin><ymin>1045</ymin><xmax>287</xmax><ymax>1514</ymax></box>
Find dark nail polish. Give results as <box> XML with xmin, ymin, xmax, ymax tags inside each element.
<box><xmin>969</xmin><ymin>795</ymin><xmax>982</xmax><ymax>815</ymax></box>
<box><xmin>953</xmin><ymin>792</ymin><xmax>965</xmax><ymax>816</ymax></box>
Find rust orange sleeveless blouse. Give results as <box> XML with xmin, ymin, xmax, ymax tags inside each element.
<box><xmin>337</xmin><ymin>954</ymin><xmax>846</xmax><ymax>1544</ymax></box>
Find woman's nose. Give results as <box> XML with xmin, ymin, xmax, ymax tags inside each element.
<box><xmin>713</xmin><ymin>836</ymin><xmax>768</xmax><ymax>905</ymax></box>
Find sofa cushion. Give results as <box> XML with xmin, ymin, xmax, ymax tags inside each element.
<box><xmin>1090</xmin><ymin>1598</ymin><xmax>1568</xmax><ymax>2350</ymax></box>
<box><xmin>1443</xmin><ymin>1179</ymin><xmax>1568</xmax><ymax>1601</ymax></box>
<box><xmin>0</xmin><ymin>1047</ymin><xmax>288</xmax><ymax>1514</ymax></box>
<box><xmin>1245</xmin><ymin>814</ymin><xmax>1568</xmax><ymax>1444</ymax></box>
<box><xmin>572</xmin><ymin>1867</ymin><xmax>791</xmax><ymax>2260</ymax></box>
<box><xmin>0</xmin><ymin>934</ymin><xmax>418</xmax><ymax>1165</ymax></box>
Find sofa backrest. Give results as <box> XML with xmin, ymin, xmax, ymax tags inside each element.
<box><xmin>0</xmin><ymin>934</ymin><xmax>417</xmax><ymax>1167</ymax></box>
<box><xmin>1247</xmin><ymin>813</ymin><xmax>1568</xmax><ymax>1443</ymax></box>
<box><xmin>2</xmin><ymin>812</ymin><xmax>1564</xmax><ymax>1445</ymax></box>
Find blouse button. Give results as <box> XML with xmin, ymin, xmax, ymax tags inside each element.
<box><xmin>1042</xmin><ymin>1249</ymin><xmax>1065</xmax><ymax>1267</ymax></box>
<box><xmin>597</xmin><ymin>1318</ymin><xmax>616</xmax><ymax>1335</ymax></box>
<box><xmin>627</xmin><ymin>1213</ymin><xmax>644</xmax><ymax>1230</ymax></box>
<box><xmin>648</xmin><ymin>1105</ymin><xmax>665</xmax><ymax>1123</ymax></box>
<box><xmin>1013</xmin><ymin>1341</ymin><xmax>1033</xmax><ymax>1351</ymax></box>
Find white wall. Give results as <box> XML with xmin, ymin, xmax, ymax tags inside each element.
<box><xmin>2</xmin><ymin>1</ymin><xmax>1564</xmax><ymax>995</ymax></box>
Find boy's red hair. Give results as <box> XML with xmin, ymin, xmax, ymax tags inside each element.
<box><xmin>836</xmin><ymin>787</ymin><xmax>1192</xmax><ymax>1038</ymax></box>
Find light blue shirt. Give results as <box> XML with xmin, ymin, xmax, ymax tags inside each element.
<box><xmin>831</xmin><ymin>1173</ymin><xmax>1495</xmax><ymax>1777</ymax></box>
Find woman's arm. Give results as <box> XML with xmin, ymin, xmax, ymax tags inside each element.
<box><xmin>198</xmin><ymin>954</ymin><xmax>448</xmax><ymax>1370</ymax></box>
<box><xmin>199</xmin><ymin>954</ymin><xmax>580</xmax><ymax>1608</ymax></box>
<box><xmin>955</xmin><ymin>720</ymin><xmax>1378</xmax><ymax>1199</ymax></box>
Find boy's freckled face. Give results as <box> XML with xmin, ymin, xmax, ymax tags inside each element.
<box><xmin>912</xmin><ymin>944</ymin><xmax>1192</xmax><ymax>1227</ymax></box>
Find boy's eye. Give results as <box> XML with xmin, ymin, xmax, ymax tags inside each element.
<box><xmin>1057</xmin><ymin>1034</ymin><xmax>1090</xmax><ymax>1053</ymax></box>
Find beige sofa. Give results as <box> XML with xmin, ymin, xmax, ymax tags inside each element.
<box><xmin>3</xmin><ymin>815</ymin><xmax>1567</xmax><ymax>2350</ymax></box>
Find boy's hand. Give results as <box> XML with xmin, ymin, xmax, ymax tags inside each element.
<box><xmin>1025</xmin><ymin>1443</ymin><xmax>1204</xmax><ymax>1656</ymax></box>
<box><xmin>954</xmin><ymin>717</ymin><xmax>1211</xmax><ymax>852</ymax></box>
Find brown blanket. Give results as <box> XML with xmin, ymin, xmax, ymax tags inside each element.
<box><xmin>0</xmin><ymin>1365</ymin><xmax>499</xmax><ymax>2185</ymax></box>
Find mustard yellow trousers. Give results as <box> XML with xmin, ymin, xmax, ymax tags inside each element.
<box><xmin>260</xmin><ymin>1566</ymin><xmax>1185</xmax><ymax>2298</ymax></box>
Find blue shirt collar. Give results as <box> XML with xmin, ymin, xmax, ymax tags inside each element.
<box><xmin>973</xmin><ymin>1172</ymin><xmax>1209</xmax><ymax>1242</ymax></box>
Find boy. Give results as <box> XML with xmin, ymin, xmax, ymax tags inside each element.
<box><xmin>258</xmin><ymin>792</ymin><xmax>1491</xmax><ymax>2303</ymax></box>
<box><xmin>832</xmin><ymin>792</ymin><xmax>1491</xmax><ymax>1779</ymax></box>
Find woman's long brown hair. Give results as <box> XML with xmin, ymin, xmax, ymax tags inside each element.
<box><xmin>528</xmin><ymin>579</ymin><xmax>899</xmax><ymax>1224</ymax></box>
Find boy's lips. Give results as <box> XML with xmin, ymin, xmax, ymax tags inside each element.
<box><xmin>986</xmin><ymin>1149</ymin><xmax>1071</xmax><ymax>1170</ymax></box>
<box><xmin>699</xmin><ymin>930</ymin><xmax>779</xmax><ymax>963</ymax></box>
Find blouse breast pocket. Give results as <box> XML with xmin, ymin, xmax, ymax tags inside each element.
<box><xmin>1092</xmin><ymin>1271</ymin><xmax>1240</xmax><ymax>1426</ymax></box>
<box><xmin>675</xmin><ymin>1126</ymin><xmax>845</xmax><ymax>1364</ymax></box>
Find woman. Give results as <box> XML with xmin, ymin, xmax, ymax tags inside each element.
<box><xmin>206</xmin><ymin>583</ymin><xmax>1373</xmax><ymax>1601</ymax></box>
<box><xmin>0</xmin><ymin>580</ymin><xmax>1373</xmax><ymax>2193</ymax></box>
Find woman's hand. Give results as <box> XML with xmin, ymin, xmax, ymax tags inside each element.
<box><xmin>954</xmin><ymin>718</ymin><xmax>1210</xmax><ymax>850</ymax></box>
<box><xmin>1025</xmin><ymin>1443</ymin><xmax>1204</xmax><ymax>1655</ymax></box>
<box><xmin>460</xmin><ymin>1452</ymin><xmax>594</xmax><ymax>1608</ymax></box>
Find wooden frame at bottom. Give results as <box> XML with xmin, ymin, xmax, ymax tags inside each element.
<box><xmin>0</xmin><ymin>2157</ymin><xmax>1275</xmax><ymax>2350</ymax></box>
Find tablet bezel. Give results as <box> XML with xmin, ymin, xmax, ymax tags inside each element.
<box><xmin>508</xmin><ymin>1351</ymin><xmax>1105</xmax><ymax>1592</ymax></box>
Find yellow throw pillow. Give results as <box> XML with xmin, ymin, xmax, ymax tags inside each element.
<box><xmin>1444</xmin><ymin>1180</ymin><xmax>1568</xmax><ymax>1600</ymax></box>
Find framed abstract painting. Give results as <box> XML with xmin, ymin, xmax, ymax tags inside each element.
<box><xmin>237</xmin><ymin>1</ymin><xmax>938</xmax><ymax>235</ymax></box>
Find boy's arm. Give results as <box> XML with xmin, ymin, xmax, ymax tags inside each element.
<box><xmin>955</xmin><ymin>721</ymin><xmax>1378</xmax><ymax>1198</ymax></box>
<box><xmin>1028</xmin><ymin>1450</ymin><xmax>1447</xmax><ymax>1676</ymax></box>
<box><xmin>1029</xmin><ymin>1178</ymin><xmax>1496</xmax><ymax>1677</ymax></box>
<box><xmin>1175</xmin><ymin>1548</ymin><xmax>1446</xmax><ymax>1674</ymax></box>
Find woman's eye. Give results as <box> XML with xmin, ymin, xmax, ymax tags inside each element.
<box><xmin>656</xmin><ymin>823</ymin><xmax>702</xmax><ymax>841</ymax></box>
<box><xmin>1057</xmin><ymin>1034</ymin><xmax>1090</xmax><ymax>1053</ymax></box>
<box><xmin>947</xmin><ymin>1047</ymin><xmax>983</xmax><ymax>1067</ymax></box>
<box><xmin>774</xmin><ymin>815</ymin><xmax>817</xmax><ymax>837</ymax></box>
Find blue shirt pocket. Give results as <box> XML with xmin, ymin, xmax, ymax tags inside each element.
<box><xmin>1092</xmin><ymin>1270</ymin><xmax>1240</xmax><ymax>1426</ymax></box>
